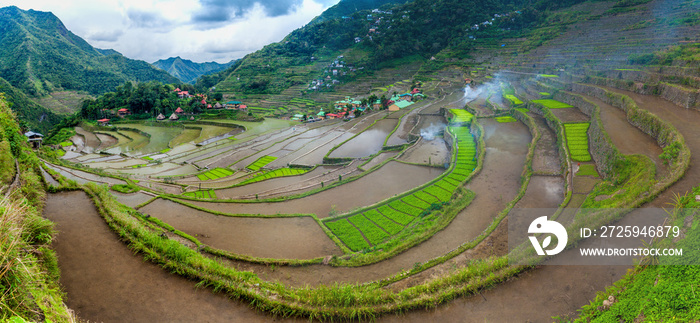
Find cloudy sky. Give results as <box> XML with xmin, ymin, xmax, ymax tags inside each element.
<box><xmin>0</xmin><ymin>0</ymin><xmax>339</xmax><ymax>63</ymax></box>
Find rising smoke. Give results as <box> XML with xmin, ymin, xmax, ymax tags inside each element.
<box><xmin>420</xmin><ymin>123</ymin><xmax>445</xmax><ymax>141</ymax></box>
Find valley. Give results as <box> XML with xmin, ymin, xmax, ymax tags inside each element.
<box><xmin>0</xmin><ymin>0</ymin><xmax>699</xmax><ymax>322</ymax></box>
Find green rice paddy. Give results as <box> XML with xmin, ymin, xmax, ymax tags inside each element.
<box><xmin>239</xmin><ymin>168</ymin><xmax>308</xmax><ymax>185</ymax></box>
<box><xmin>532</xmin><ymin>99</ymin><xmax>574</xmax><ymax>109</ymax></box>
<box><xmin>564</xmin><ymin>123</ymin><xmax>592</xmax><ymax>162</ymax></box>
<box><xmin>495</xmin><ymin>116</ymin><xmax>518</xmax><ymax>123</ymax></box>
<box><xmin>196</xmin><ymin>167</ymin><xmax>235</xmax><ymax>181</ymax></box>
<box><xmin>324</xmin><ymin>124</ymin><xmax>478</xmax><ymax>252</ymax></box>
<box><xmin>246</xmin><ymin>155</ymin><xmax>278</xmax><ymax>171</ymax></box>
<box><xmin>182</xmin><ymin>189</ymin><xmax>218</xmax><ymax>199</ymax></box>
<box><xmin>576</xmin><ymin>164</ymin><xmax>599</xmax><ymax>177</ymax></box>
<box><xmin>450</xmin><ymin>109</ymin><xmax>474</xmax><ymax>123</ymax></box>
<box><xmin>504</xmin><ymin>94</ymin><xmax>523</xmax><ymax>105</ymax></box>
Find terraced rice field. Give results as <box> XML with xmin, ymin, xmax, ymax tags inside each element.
<box><xmin>504</xmin><ymin>94</ymin><xmax>523</xmax><ymax>105</ymax></box>
<box><xmin>182</xmin><ymin>189</ymin><xmax>217</xmax><ymax>199</ymax></box>
<box><xmin>239</xmin><ymin>168</ymin><xmax>308</xmax><ymax>185</ymax></box>
<box><xmin>532</xmin><ymin>99</ymin><xmax>573</xmax><ymax>109</ymax></box>
<box><xmin>324</xmin><ymin>123</ymin><xmax>477</xmax><ymax>251</ymax></box>
<box><xmin>246</xmin><ymin>155</ymin><xmax>278</xmax><ymax>171</ymax></box>
<box><xmin>564</xmin><ymin>122</ymin><xmax>592</xmax><ymax>162</ymax></box>
<box><xmin>495</xmin><ymin>116</ymin><xmax>517</xmax><ymax>123</ymax></box>
<box><xmin>449</xmin><ymin>109</ymin><xmax>474</xmax><ymax>123</ymax></box>
<box><xmin>196</xmin><ymin>168</ymin><xmax>235</xmax><ymax>181</ymax></box>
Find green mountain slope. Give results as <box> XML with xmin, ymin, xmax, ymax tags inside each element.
<box><xmin>0</xmin><ymin>6</ymin><xmax>179</xmax><ymax>96</ymax></box>
<box><xmin>209</xmin><ymin>0</ymin><xmax>541</xmax><ymax>94</ymax></box>
<box><xmin>0</xmin><ymin>76</ymin><xmax>60</xmax><ymax>133</ymax></box>
<box><xmin>152</xmin><ymin>56</ymin><xmax>236</xmax><ymax>84</ymax></box>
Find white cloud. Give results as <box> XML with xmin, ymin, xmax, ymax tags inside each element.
<box><xmin>0</xmin><ymin>0</ymin><xmax>336</xmax><ymax>63</ymax></box>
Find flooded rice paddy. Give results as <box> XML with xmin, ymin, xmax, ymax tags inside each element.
<box><xmin>41</xmin><ymin>77</ymin><xmax>696</xmax><ymax>322</ymax></box>
<box><xmin>176</xmin><ymin>161</ymin><xmax>443</xmax><ymax>217</ymax></box>
<box><xmin>44</xmin><ymin>191</ymin><xmax>276</xmax><ymax>323</ymax></box>
<box><xmin>140</xmin><ymin>199</ymin><xmax>342</xmax><ymax>259</ymax></box>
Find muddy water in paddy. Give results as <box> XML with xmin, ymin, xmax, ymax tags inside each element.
<box><xmin>329</xmin><ymin>118</ymin><xmax>399</xmax><ymax>158</ymax></box>
<box><xmin>111</xmin><ymin>191</ymin><xmax>154</xmax><ymax>208</ymax></box>
<box><xmin>531</xmin><ymin>114</ymin><xmax>561</xmax><ymax>174</ymax></box>
<box><xmin>576</xmin><ymin>92</ymin><xmax>667</xmax><ymax>176</ymax></box>
<box><xmin>43</xmin><ymin>191</ymin><xmax>273</xmax><ymax>323</ymax></box>
<box><xmin>182</xmin><ymin>161</ymin><xmax>442</xmax><ymax>217</ymax></box>
<box><xmin>141</xmin><ymin>199</ymin><xmax>341</xmax><ymax>259</ymax></box>
<box><xmin>226</xmin><ymin>119</ymin><xmax>532</xmax><ymax>287</ymax></box>
<box><xmin>74</xmin><ymin>127</ymin><xmax>99</xmax><ymax>153</ymax></box>
<box><xmin>40</xmin><ymin>166</ymin><xmax>59</xmax><ymax>186</ymax></box>
<box><xmin>213</xmin><ymin>165</ymin><xmax>338</xmax><ymax>198</ymax></box>
<box><xmin>599</xmin><ymin>87</ymin><xmax>700</xmax><ymax>206</ymax></box>
<box><xmin>387</xmin><ymin>88</ymin><xmax>700</xmax><ymax>322</ymax></box>
<box><xmin>94</xmin><ymin>133</ymin><xmax>117</xmax><ymax>150</ymax></box>
<box><xmin>398</xmin><ymin>137</ymin><xmax>450</xmax><ymax>166</ymax></box>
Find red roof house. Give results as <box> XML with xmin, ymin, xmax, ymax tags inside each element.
<box><xmin>97</xmin><ymin>118</ymin><xmax>110</xmax><ymax>126</ymax></box>
<box><xmin>175</xmin><ymin>107</ymin><xmax>184</xmax><ymax>114</ymax></box>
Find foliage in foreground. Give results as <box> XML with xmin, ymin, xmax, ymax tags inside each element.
<box><xmin>573</xmin><ymin>185</ymin><xmax>700</xmax><ymax>322</ymax></box>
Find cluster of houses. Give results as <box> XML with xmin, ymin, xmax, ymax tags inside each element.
<box><xmin>308</xmin><ymin>55</ymin><xmax>362</xmax><ymax>91</ymax></box>
<box><xmin>303</xmin><ymin>88</ymin><xmax>425</xmax><ymax>122</ymax></box>
<box><xmin>467</xmin><ymin>10</ymin><xmax>523</xmax><ymax>40</ymax></box>
<box><xmin>95</xmin><ymin>87</ymin><xmax>253</xmax><ymax>124</ymax></box>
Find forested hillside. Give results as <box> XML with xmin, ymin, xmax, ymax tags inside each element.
<box><xmin>0</xmin><ymin>6</ymin><xmax>179</xmax><ymax>96</ymax></box>
<box><xmin>207</xmin><ymin>0</ymin><xmax>568</xmax><ymax>94</ymax></box>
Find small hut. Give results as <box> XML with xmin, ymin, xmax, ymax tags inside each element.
<box><xmin>175</xmin><ymin>107</ymin><xmax>184</xmax><ymax>114</ymax></box>
<box><xmin>24</xmin><ymin>131</ymin><xmax>43</xmax><ymax>148</ymax></box>
<box><xmin>156</xmin><ymin>113</ymin><xmax>166</xmax><ymax>121</ymax></box>
<box><xmin>169</xmin><ymin>113</ymin><xmax>179</xmax><ymax>121</ymax></box>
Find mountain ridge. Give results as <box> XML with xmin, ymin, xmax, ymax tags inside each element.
<box><xmin>0</xmin><ymin>6</ymin><xmax>179</xmax><ymax>96</ymax></box>
<box><xmin>152</xmin><ymin>56</ymin><xmax>236</xmax><ymax>84</ymax></box>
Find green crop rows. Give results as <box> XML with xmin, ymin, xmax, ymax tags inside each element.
<box><xmin>564</xmin><ymin>123</ymin><xmax>592</xmax><ymax>162</ymax></box>
<box><xmin>325</xmin><ymin>219</ymin><xmax>370</xmax><ymax>251</ymax></box>
<box><xmin>246</xmin><ymin>155</ymin><xmax>278</xmax><ymax>171</ymax></box>
<box><xmin>532</xmin><ymin>99</ymin><xmax>573</xmax><ymax>109</ymax></box>
<box><xmin>378</xmin><ymin>205</ymin><xmax>414</xmax><ymax>225</ymax></box>
<box><xmin>450</xmin><ymin>109</ymin><xmax>474</xmax><ymax>123</ymax></box>
<box><xmin>197</xmin><ymin>167</ymin><xmax>235</xmax><ymax>181</ymax></box>
<box><xmin>239</xmin><ymin>168</ymin><xmax>307</xmax><ymax>185</ymax></box>
<box><xmin>504</xmin><ymin>94</ymin><xmax>523</xmax><ymax>105</ymax></box>
<box><xmin>389</xmin><ymin>200</ymin><xmax>423</xmax><ymax>217</ymax></box>
<box><xmin>495</xmin><ymin>116</ymin><xmax>517</xmax><ymax>123</ymax></box>
<box><xmin>348</xmin><ymin>214</ymin><xmax>389</xmax><ymax>245</ymax></box>
<box><xmin>182</xmin><ymin>189</ymin><xmax>217</xmax><ymax>199</ymax></box>
<box><xmin>324</xmin><ymin>124</ymin><xmax>479</xmax><ymax>252</ymax></box>
<box><xmin>364</xmin><ymin>209</ymin><xmax>403</xmax><ymax>235</ymax></box>
<box><xmin>576</xmin><ymin>163</ymin><xmax>599</xmax><ymax>177</ymax></box>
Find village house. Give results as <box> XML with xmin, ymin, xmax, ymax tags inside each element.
<box><xmin>169</xmin><ymin>113</ymin><xmax>179</xmax><ymax>121</ymax></box>
<box><xmin>225</xmin><ymin>101</ymin><xmax>242</xmax><ymax>109</ymax></box>
<box><xmin>24</xmin><ymin>131</ymin><xmax>43</xmax><ymax>148</ymax></box>
<box><xmin>117</xmin><ymin>108</ymin><xmax>130</xmax><ymax>117</ymax></box>
<box><xmin>388</xmin><ymin>100</ymin><xmax>413</xmax><ymax>112</ymax></box>
<box><xmin>399</xmin><ymin>93</ymin><xmax>413</xmax><ymax>101</ymax></box>
<box><xmin>156</xmin><ymin>113</ymin><xmax>166</xmax><ymax>121</ymax></box>
<box><xmin>97</xmin><ymin>118</ymin><xmax>110</xmax><ymax>126</ymax></box>
<box><xmin>175</xmin><ymin>107</ymin><xmax>184</xmax><ymax>114</ymax></box>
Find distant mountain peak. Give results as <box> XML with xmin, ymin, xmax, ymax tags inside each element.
<box><xmin>152</xmin><ymin>57</ymin><xmax>237</xmax><ymax>84</ymax></box>
<box><xmin>0</xmin><ymin>6</ymin><xmax>179</xmax><ymax>96</ymax></box>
